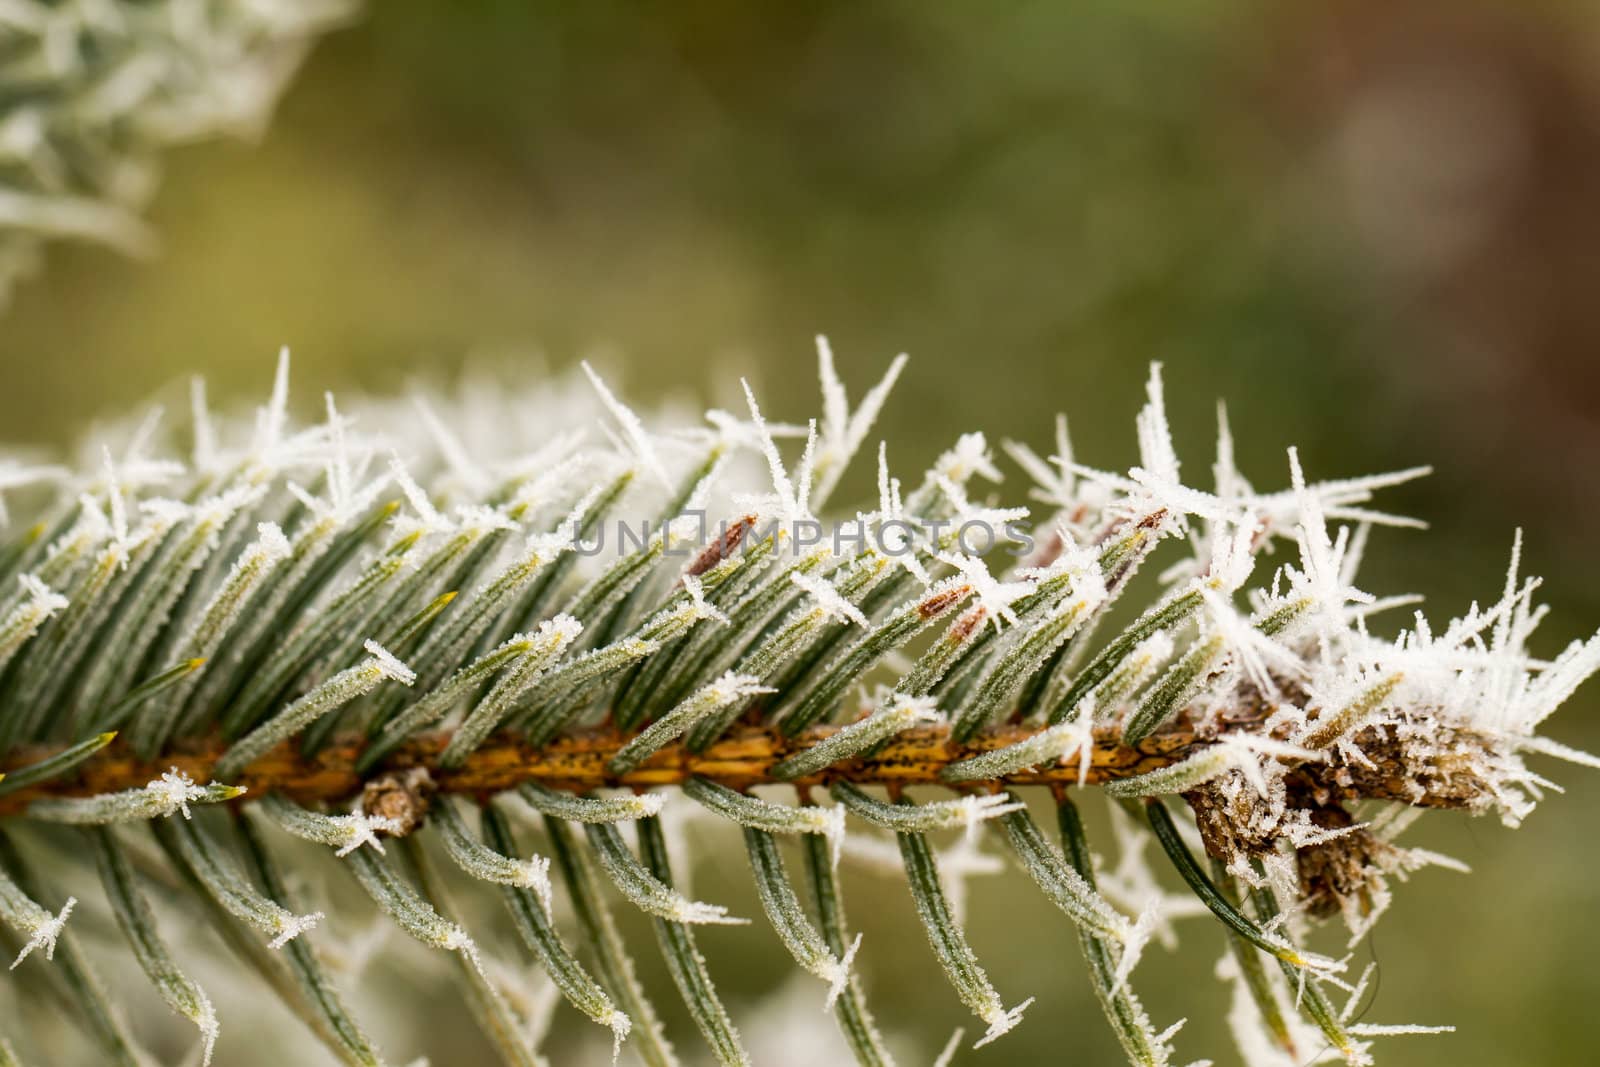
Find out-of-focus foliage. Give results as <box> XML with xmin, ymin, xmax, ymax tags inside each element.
<box><xmin>0</xmin><ymin>0</ymin><xmax>352</xmax><ymax>305</ymax></box>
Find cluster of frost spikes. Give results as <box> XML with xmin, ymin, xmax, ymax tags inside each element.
<box><xmin>0</xmin><ymin>344</ymin><xmax>1595</xmax><ymax>1067</ymax></box>
<box><xmin>0</xmin><ymin>0</ymin><xmax>354</xmax><ymax>305</ymax></box>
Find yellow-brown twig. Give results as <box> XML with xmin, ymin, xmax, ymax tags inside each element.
<box><xmin>0</xmin><ymin>720</ymin><xmax>1467</xmax><ymax>816</ymax></box>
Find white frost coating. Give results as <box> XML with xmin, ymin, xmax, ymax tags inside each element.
<box><xmin>1347</xmin><ymin>1024</ymin><xmax>1455</xmax><ymax>1037</ymax></box>
<box><xmin>505</xmin><ymin>852</ymin><xmax>553</xmax><ymax>893</ymax></box>
<box><xmin>188</xmin><ymin>484</ymin><xmax>267</xmax><ymax>535</ymax></box>
<box><xmin>742</xmin><ymin>379</ymin><xmax>798</xmax><ymax>514</ymax></box>
<box><xmin>1110</xmin><ymin>903</ymin><xmax>1161</xmax><ymax>996</ymax></box>
<box><xmin>703</xmin><ymin>671</ymin><xmax>774</xmax><ymax>706</ymax></box>
<box><xmin>884</xmin><ymin>691</ymin><xmax>941</xmax><ymax>725</ymax></box>
<box><xmin>581</xmin><ymin>361</ymin><xmax>670</xmax><ymax>489</ymax></box>
<box><xmin>215</xmin><ymin>642</ymin><xmax>417</xmax><ymax>777</ymax></box>
<box><xmin>247</xmin><ymin>347</ymin><xmax>297</xmax><ymax>465</ymax></box>
<box><xmin>1002</xmin><ymin>414</ymin><xmax>1098</xmax><ymax>523</ymax></box>
<box><xmin>932</xmin><ymin>1028</ymin><xmax>965</xmax><ymax>1067</ymax></box>
<box><xmin>680</xmin><ymin>573</ymin><xmax>729</xmax><ymax>626</ymax></box>
<box><xmin>666</xmin><ymin>895</ymin><xmax>749</xmax><ymax>926</ymax></box>
<box><xmin>1105</xmin><ymin>736</ymin><xmax>1320</xmax><ymax>801</ymax></box>
<box><xmin>8</xmin><ymin>896</ymin><xmax>74</xmax><ymax>970</ymax></box>
<box><xmin>1069</xmin><ymin>365</ymin><xmax>1238</xmax><ymax>530</ymax></box>
<box><xmin>820</xmin><ymin>931</ymin><xmax>864</xmax><ymax>1012</ymax></box>
<box><xmin>330</xmin><ymin>813</ymin><xmax>405</xmax><ymax>857</ymax></box>
<box><xmin>932</xmin><ymin>432</ymin><xmax>1003</xmax><ymax>487</ymax></box>
<box><xmin>27</xmin><ymin>770</ymin><xmax>245</xmax><ymax>825</ymax></box>
<box><xmin>256</xmin><ymin>521</ymin><xmax>292</xmax><ymax>562</ymax></box>
<box><xmin>1272</xmin><ymin>446</ymin><xmax>1382</xmax><ymax>642</ymax></box>
<box><xmin>541</xmin><ymin>613</ymin><xmax>586</xmax><ymax>647</ymax></box>
<box><xmin>436</xmin><ymin>923</ymin><xmax>484</xmax><ymax>971</ymax></box>
<box><xmin>1218</xmin><ymin>951</ymin><xmax>1360</xmax><ymax>1067</ymax></box>
<box><xmin>284</xmin><ymin>392</ymin><xmax>391</xmax><ymax>524</ymax></box>
<box><xmin>1214</xmin><ymin>734</ymin><xmax>1322</xmax><ymax>799</ymax></box>
<box><xmin>809</xmin><ymin>337</ymin><xmax>908</xmax><ymax>510</ymax></box>
<box><xmin>15</xmin><ymin>574</ymin><xmax>66</xmax><ymax>615</ymax></box>
<box><xmin>629</xmin><ymin>792</ymin><xmax>668</xmax><ymax>818</ymax></box>
<box><xmin>175</xmin><ymin>521</ymin><xmax>290</xmax><ymax>663</ymax></box>
<box><xmin>194</xmin><ymin>990</ymin><xmax>220</xmax><ymax>1067</ymax></box>
<box><xmin>955</xmin><ymin>794</ymin><xmax>1029</xmax><ymax>836</ymax></box>
<box><xmin>388</xmin><ymin>452</ymin><xmax>449</xmax><ymax>534</ymax></box>
<box><xmin>267</xmin><ymin>910</ymin><xmax>325</xmax><ymax>951</ymax></box>
<box><xmin>150</xmin><ymin>769</ymin><xmax>226</xmax><ymax>820</ymax></box>
<box><xmin>815</xmin><ymin>804</ymin><xmax>848</xmax><ymax>872</ymax></box>
<box><xmin>602</xmin><ymin>1006</ymin><xmax>633</xmax><ymax>1062</ymax></box>
<box><xmin>362</xmin><ymin>639</ymin><xmax>417</xmax><ymax>686</ymax></box>
<box><xmin>0</xmin><ymin>573</ymin><xmax>68</xmax><ymax>666</ymax></box>
<box><xmin>973</xmin><ymin>995</ymin><xmax>1034</xmax><ymax>1049</ymax></box>
<box><xmin>1197</xmin><ymin>585</ymin><xmax>1300</xmax><ymax>699</ymax></box>
<box><xmin>523</xmin><ymin>526</ymin><xmax>578</xmax><ymax>568</ymax></box>
<box><xmin>866</xmin><ymin>442</ymin><xmax>933</xmax><ymax>586</ymax></box>
<box><xmin>790</xmin><ymin>571</ymin><xmax>868</xmax><ymax>628</ymax></box>
<box><xmin>939</xmin><ymin>553</ymin><xmax>1034</xmax><ymax>631</ymax></box>
<box><xmin>734</xmin><ymin>377</ymin><xmax>823</xmax><ymax>530</ymax></box>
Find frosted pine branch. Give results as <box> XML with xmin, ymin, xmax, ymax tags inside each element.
<box><xmin>0</xmin><ymin>349</ymin><xmax>1594</xmax><ymax>1067</ymax></box>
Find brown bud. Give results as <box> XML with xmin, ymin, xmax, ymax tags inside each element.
<box><xmin>687</xmin><ymin>513</ymin><xmax>758</xmax><ymax>577</ymax></box>
<box><xmin>918</xmin><ymin>583</ymin><xmax>972</xmax><ymax>620</ymax></box>
<box><xmin>360</xmin><ymin>766</ymin><xmax>436</xmax><ymax>837</ymax></box>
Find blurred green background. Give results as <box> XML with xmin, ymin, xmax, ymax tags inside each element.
<box><xmin>5</xmin><ymin>2</ymin><xmax>1600</xmax><ymax>1063</ymax></box>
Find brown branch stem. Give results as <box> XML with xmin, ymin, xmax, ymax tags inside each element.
<box><xmin>0</xmin><ymin>720</ymin><xmax>1466</xmax><ymax>817</ymax></box>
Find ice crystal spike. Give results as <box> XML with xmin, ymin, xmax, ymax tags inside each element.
<box><xmin>0</xmin><ymin>574</ymin><xmax>67</xmax><ymax>670</ymax></box>
<box><xmin>259</xmin><ymin>794</ymin><xmax>401</xmax><ymax>858</ymax></box>
<box><xmin>582</xmin><ymin>362</ymin><xmax>671</xmax><ymax>489</ymax></box>
<box><xmin>809</xmin><ymin>339</ymin><xmax>908</xmax><ymax>510</ymax></box>
<box><xmin>790</xmin><ymin>570</ymin><xmax>869</xmax><ymax>628</ymax></box>
<box><xmin>0</xmin><ymin>861</ymin><xmax>75</xmax><ymax>968</ymax></box>
<box><xmin>0</xmin><ymin>355</ymin><xmax>1596</xmax><ymax>1066</ymax></box>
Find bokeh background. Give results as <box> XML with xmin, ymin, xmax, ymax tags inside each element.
<box><xmin>4</xmin><ymin>2</ymin><xmax>1600</xmax><ymax>1064</ymax></box>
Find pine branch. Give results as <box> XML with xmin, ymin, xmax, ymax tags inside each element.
<box><xmin>0</xmin><ymin>350</ymin><xmax>1591</xmax><ymax>1066</ymax></box>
